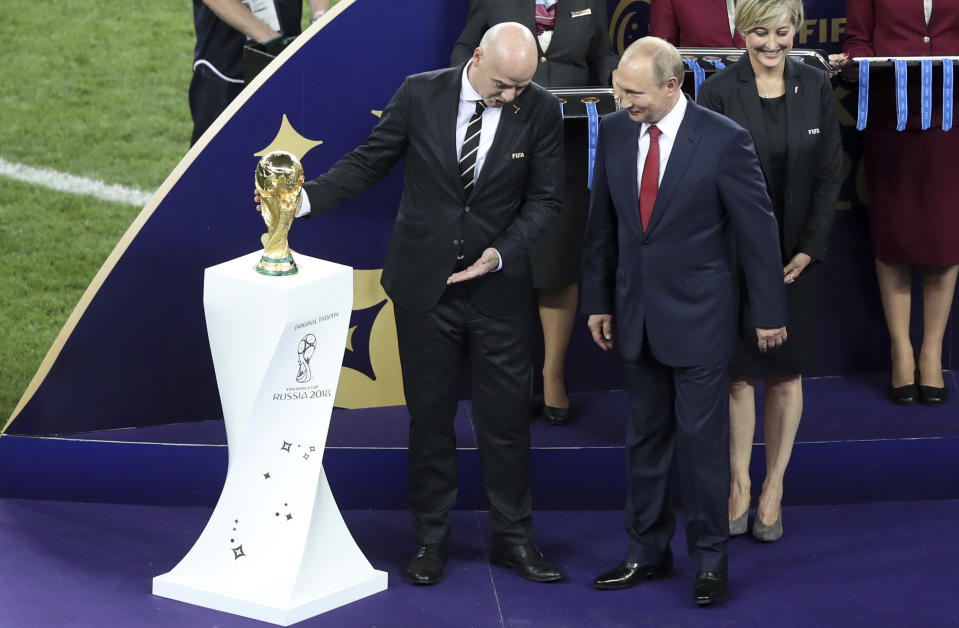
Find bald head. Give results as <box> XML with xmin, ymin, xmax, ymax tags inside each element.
<box><xmin>468</xmin><ymin>22</ymin><xmax>538</xmax><ymax>107</ymax></box>
<box><xmin>479</xmin><ymin>22</ymin><xmax>538</xmax><ymax>77</ymax></box>
<box><xmin>615</xmin><ymin>37</ymin><xmax>684</xmax><ymax>124</ymax></box>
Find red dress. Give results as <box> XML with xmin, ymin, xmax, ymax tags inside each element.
<box><xmin>649</xmin><ymin>0</ymin><xmax>745</xmax><ymax>48</ymax></box>
<box><xmin>844</xmin><ymin>0</ymin><xmax>959</xmax><ymax>265</ymax></box>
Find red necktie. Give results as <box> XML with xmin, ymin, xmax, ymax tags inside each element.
<box><xmin>639</xmin><ymin>125</ymin><xmax>662</xmax><ymax>231</ymax></box>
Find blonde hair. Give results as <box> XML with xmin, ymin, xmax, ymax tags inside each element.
<box><xmin>734</xmin><ymin>0</ymin><xmax>804</xmax><ymax>34</ymax></box>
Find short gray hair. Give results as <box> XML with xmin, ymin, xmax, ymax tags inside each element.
<box><xmin>623</xmin><ymin>36</ymin><xmax>685</xmax><ymax>89</ymax></box>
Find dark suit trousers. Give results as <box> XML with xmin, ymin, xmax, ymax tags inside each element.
<box><xmin>393</xmin><ymin>282</ymin><xmax>534</xmax><ymax>547</ymax></box>
<box><xmin>621</xmin><ymin>339</ymin><xmax>730</xmax><ymax>574</ymax></box>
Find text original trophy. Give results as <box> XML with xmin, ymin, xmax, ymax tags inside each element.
<box><xmin>153</xmin><ymin>151</ymin><xmax>387</xmax><ymax>625</ymax></box>
<box><xmin>256</xmin><ymin>150</ymin><xmax>303</xmax><ymax>276</ymax></box>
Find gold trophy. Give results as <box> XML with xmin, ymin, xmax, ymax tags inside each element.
<box><xmin>255</xmin><ymin>150</ymin><xmax>304</xmax><ymax>276</ymax></box>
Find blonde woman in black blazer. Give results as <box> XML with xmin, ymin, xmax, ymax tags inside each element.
<box><xmin>697</xmin><ymin>0</ymin><xmax>842</xmax><ymax>542</ymax></box>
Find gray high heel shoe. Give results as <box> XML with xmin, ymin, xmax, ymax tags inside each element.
<box><xmin>752</xmin><ymin>512</ymin><xmax>783</xmax><ymax>542</ymax></box>
<box><xmin>729</xmin><ymin>509</ymin><xmax>749</xmax><ymax>536</ymax></box>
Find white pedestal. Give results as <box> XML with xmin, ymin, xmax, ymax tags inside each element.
<box><xmin>153</xmin><ymin>251</ymin><xmax>387</xmax><ymax>626</ymax></box>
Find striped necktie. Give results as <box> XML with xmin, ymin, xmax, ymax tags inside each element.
<box><xmin>459</xmin><ymin>100</ymin><xmax>486</xmax><ymax>191</ymax></box>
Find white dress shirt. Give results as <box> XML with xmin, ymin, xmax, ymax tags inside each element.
<box><xmin>456</xmin><ymin>62</ymin><xmax>503</xmax><ymax>182</ymax></box>
<box><xmin>925</xmin><ymin>0</ymin><xmax>933</xmax><ymax>26</ymax></box>
<box><xmin>636</xmin><ymin>95</ymin><xmax>688</xmax><ymax>199</ymax></box>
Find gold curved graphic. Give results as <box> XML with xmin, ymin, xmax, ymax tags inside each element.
<box><xmin>610</xmin><ymin>0</ymin><xmax>649</xmax><ymax>54</ymax></box>
<box><xmin>3</xmin><ymin>0</ymin><xmax>357</xmax><ymax>434</ymax></box>
<box><xmin>335</xmin><ymin>269</ymin><xmax>405</xmax><ymax>408</ymax></box>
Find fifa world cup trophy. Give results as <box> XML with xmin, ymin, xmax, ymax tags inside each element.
<box><xmin>255</xmin><ymin>150</ymin><xmax>305</xmax><ymax>276</ymax></box>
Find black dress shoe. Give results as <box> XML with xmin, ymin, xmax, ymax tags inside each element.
<box><xmin>543</xmin><ymin>404</ymin><xmax>571</xmax><ymax>425</ymax></box>
<box><xmin>693</xmin><ymin>571</ymin><xmax>728</xmax><ymax>606</ymax></box>
<box><xmin>405</xmin><ymin>543</ymin><xmax>448</xmax><ymax>585</ymax></box>
<box><xmin>489</xmin><ymin>543</ymin><xmax>563</xmax><ymax>582</ymax></box>
<box><xmin>593</xmin><ymin>550</ymin><xmax>672</xmax><ymax>590</ymax></box>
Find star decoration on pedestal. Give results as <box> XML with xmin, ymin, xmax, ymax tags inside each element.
<box><xmin>281</xmin><ymin>441</ymin><xmax>292</xmax><ymax>452</ymax></box>
<box><xmin>232</xmin><ymin>545</ymin><xmax>246</xmax><ymax>560</ymax></box>
<box><xmin>254</xmin><ymin>114</ymin><xmax>323</xmax><ymax>162</ymax></box>
<box><xmin>264</xmin><ymin>472</ymin><xmax>271</xmax><ymax>479</ymax></box>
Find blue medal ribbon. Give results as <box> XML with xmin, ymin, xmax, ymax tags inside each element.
<box><xmin>944</xmin><ymin>60</ymin><xmax>954</xmax><ymax>132</ymax></box>
<box><xmin>894</xmin><ymin>59</ymin><xmax>908</xmax><ymax>131</ymax></box>
<box><xmin>856</xmin><ymin>59</ymin><xmax>870</xmax><ymax>131</ymax></box>
<box><xmin>558</xmin><ymin>100</ymin><xmax>564</xmax><ymax>118</ymax></box>
<box><xmin>684</xmin><ymin>58</ymin><xmax>706</xmax><ymax>100</ymax></box>
<box><xmin>585</xmin><ymin>99</ymin><xmax>599</xmax><ymax>190</ymax></box>
<box><xmin>706</xmin><ymin>58</ymin><xmax>726</xmax><ymax>71</ymax></box>
<box><xmin>921</xmin><ymin>59</ymin><xmax>933</xmax><ymax>130</ymax></box>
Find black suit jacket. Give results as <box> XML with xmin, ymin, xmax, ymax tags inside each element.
<box><xmin>303</xmin><ymin>64</ymin><xmax>564</xmax><ymax>315</ymax></box>
<box><xmin>450</xmin><ymin>0</ymin><xmax>619</xmax><ymax>87</ymax></box>
<box><xmin>582</xmin><ymin>101</ymin><xmax>787</xmax><ymax>366</ymax></box>
<box><xmin>697</xmin><ymin>57</ymin><xmax>842</xmax><ymax>262</ymax></box>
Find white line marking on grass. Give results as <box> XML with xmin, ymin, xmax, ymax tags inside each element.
<box><xmin>0</xmin><ymin>157</ymin><xmax>152</xmax><ymax>207</ymax></box>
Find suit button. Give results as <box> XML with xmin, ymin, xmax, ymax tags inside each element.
<box><xmin>464</xmin><ymin>205</ymin><xmax>471</xmax><ymax>213</ymax></box>
<box><xmin>540</xmin><ymin>56</ymin><xmax>547</xmax><ymax>63</ymax></box>
<box><xmin>923</xmin><ymin>36</ymin><xmax>931</xmax><ymax>43</ymax></box>
<box><xmin>453</xmin><ymin>239</ymin><xmax>460</xmax><ymax>246</ymax></box>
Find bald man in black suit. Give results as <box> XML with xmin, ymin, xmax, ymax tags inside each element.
<box><xmin>279</xmin><ymin>23</ymin><xmax>566</xmax><ymax>586</ymax></box>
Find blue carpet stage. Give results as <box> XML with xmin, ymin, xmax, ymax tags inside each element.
<box><xmin>2</xmin><ymin>500</ymin><xmax>958</xmax><ymax>627</ymax></box>
<box><xmin>3</xmin><ymin>372</ymin><xmax>958</xmax><ymax>508</ymax></box>
<box><xmin>0</xmin><ymin>373</ymin><xmax>957</xmax><ymax>626</ymax></box>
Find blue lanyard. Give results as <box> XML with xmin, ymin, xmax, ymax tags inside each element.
<box><xmin>684</xmin><ymin>58</ymin><xmax>705</xmax><ymax>100</ymax></box>
<box><xmin>894</xmin><ymin>59</ymin><xmax>908</xmax><ymax>131</ymax></box>
<box><xmin>706</xmin><ymin>57</ymin><xmax>726</xmax><ymax>71</ymax></box>
<box><xmin>944</xmin><ymin>60</ymin><xmax>954</xmax><ymax>132</ymax></box>
<box><xmin>585</xmin><ymin>99</ymin><xmax>599</xmax><ymax>189</ymax></box>
<box><xmin>856</xmin><ymin>60</ymin><xmax>870</xmax><ymax>131</ymax></box>
<box><xmin>920</xmin><ymin>59</ymin><xmax>933</xmax><ymax>130</ymax></box>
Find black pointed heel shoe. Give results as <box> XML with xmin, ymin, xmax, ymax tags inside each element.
<box><xmin>889</xmin><ymin>368</ymin><xmax>917</xmax><ymax>405</ymax></box>
<box><xmin>918</xmin><ymin>368</ymin><xmax>949</xmax><ymax>406</ymax></box>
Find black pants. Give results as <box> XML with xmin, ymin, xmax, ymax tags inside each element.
<box><xmin>188</xmin><ymin>63</ymin><xmax>243</xmax><ymax>146</ymax></box>
<box><xmin>393</xmin><ymin>283</ymin><xmax>534</xmax><ymax>547</ymax></box>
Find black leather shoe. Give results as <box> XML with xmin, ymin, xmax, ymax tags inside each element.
<box><xmin>543</xmin><ymin>404</ymin><xmax>571</xmax><ymax>425</ymax></box>
<box><xmin>405</xmin><ymin>543</ymin><xmax>448</xmax><ymax>585</ymax></box>
<box><xmin>593</xmin><ymin>550</ymin><xmax>672</xmax><ymax>590</ymax></box>
<box><xmin>693</xmin><ymin>571</ymin><xmax>728</xmax><ymax>606</ymax></box>
<box><xmin>489</xmin><ymin>543</ymin><xmax>563</xmax><ymax>582</ymax></box>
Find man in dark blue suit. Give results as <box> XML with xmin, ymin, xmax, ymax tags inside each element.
<box><xmin>582</xmin><ymin>37</ymin><xmax>788</xmax><ymax>606</ymax></box>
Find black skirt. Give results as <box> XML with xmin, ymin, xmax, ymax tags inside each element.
<box><xmin>730</xmin><ymin>263</ymin><xmax>819</xmax><ymax>377</ymax></box>
<box><xmin>529</xmin><ymin>119</ymin><xmax>589</xmax><ymax>291</ymax></box>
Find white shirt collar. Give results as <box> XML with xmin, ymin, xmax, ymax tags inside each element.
<box><xmin>460</xmin><ymin>61</ymin><xmax>483</xmax><ymax>104</ymax></box>
<box><xmin>642</xmin><ymin>93</ymin><xmax>687</xmax><ymax>140</ymax></box>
